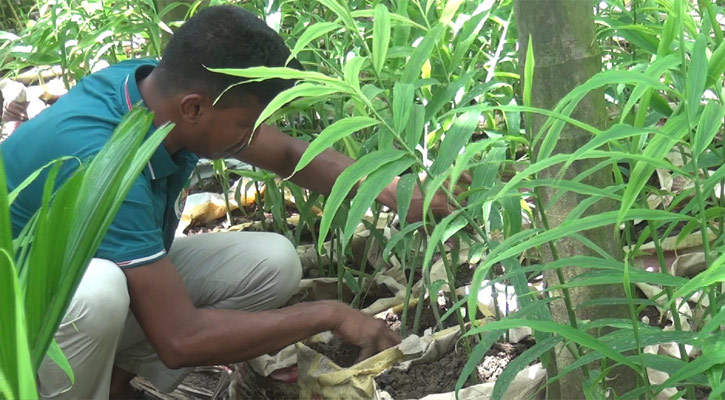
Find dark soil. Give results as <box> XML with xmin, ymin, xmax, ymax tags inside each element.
<box><xmin>455</xmin><ymin>263</ymin><xmax>476</xmax><ymax>287</ymax></box>
<box><xmin>307</xmin><ymin>336</ymin><xmax>361</xmax><ymax>368</ymax></box>
<box><xmin>382</xmin><ymin>297</ymin><xmax>461</xmax><ymax>336</ymax></box>
<box><xmin>638</xmin><ymin>305</ymin><xmax>671</xmax><ymax>329</ymax></box>
<box><xmin>358</xmin><ymin>283</ymin><xmax>396</xmax><ymax>309</ymax></box>
<box><xmin>375</xmin><ymin>341</ymin><xmax>532</xmax><ymax>399</ymax></box>
<box><xmin>189</xmin><ymin>177</ymin><xmax>224</xmax><ymax>195</ymax></box>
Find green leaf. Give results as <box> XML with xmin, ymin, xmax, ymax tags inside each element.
<box><xmin>350</xmin><ymin>9</ymin><xmax>426</xmax><ymax>31</ymax></box>
<box><xmin>686</xmin><ymin>34</ymin><xmax>708</xmax><ymax>125</ymax></box>
<box><xmin>657</xmin><ymin>13</ymin><xmax>677</xmax><ymax>56</ymax></box>
<box><xmin>668</xmin><ymin>252</ymin><xmax>725</xmax><ymax>309</ymax></box>
<box><xmin>456</xmin><ymin>331</ymin><xmax>506</xmax><ymax>396</ymax></box>
<box><xmin>424</xmin><ymin>71</ymin><xmax>474</xmax><ymax>121</ymax></box>
<box><xmin>343</xmin><ymin>56</ymin><xmax>366</xmax><ymax>90</ymax></box>
<box><xmin>430</xmin><ymin>111</ymin><xmax>479</xmax><ymax>174</ymax></box>
<box><xmin>0</xmin><ymin>149</ymin><xmax>13</xmax><ymax>259</ymax></box>
<box><xmin>254</xmin><ymin>83</ymin><xmax>343</xmax><ymax>134</ymax></box>
<box><xmin>465</xmin><ymin>319</ymin><xmax>640</xmax><ymax>372</ymax></box>
<box><xmin>291</xmin><ymin>117</ymin><xmax>379</xmax><ymax>178</ymax></box>
<box><xmin>440</xmin><ymin>0</ymin><xmax>464</xmax><ymax>25</ymax></box>
<box><xmin>699</xmin><ymin>305</ymin><xmax>725</xmax><ymax>335</ymax></box>
<box><xmin>209</xmin><ymin>66</ymin><xmax>340</xmax><ymax>84</ymax></box>
<box><xmin>287</xmin><ymin>22</ymin><xmax>341</xmax><ymax>63</ymax></box>
<box><xmin>422</xmin><ymin>211</ymin><xmax>465</xmax><ymax>278</ymax></box>
<box><xmin>449</xmin><ymin>8</ymin><xmax>490</xmax><ymax>72</ymax></box>
<box><xmin>395</xmin><ymin>173</ymin><xmax>417</xmax><ymax>225</ymax></box>
<box><xmin>523</xmin><ymin>35</ymin><xmax>534</xmax><ymax>111</ymax></box>
<box><xmin>382</xmin><ymin>221</ymin><xmax>423</xmax><ymax>262</ymax></box>
<box><xmin>7</xmin><ymin>156</ymin><xmax>78</xmax><ymax>205</ymax></box>
<box><xmin>0</xmin><ymin>154</ymin><xmax>36</xmax><ymax>399</ymax></box>
<box><xmin>319</xmin><ymin>149</ymin><xmax>407</xmax><ymax>252</ymax></box>
<box><xmin>537</xmin><ymin>70</ymin><xmax>674</xmax><ymax>160</ymax></box>
<box><xmin>401</xmin><ymin>25</ymin><xmax>443</xmax><ymax>84</ymax></box>
<box><xmin>316</xmin><ymin>0</ymin><xmax>357</xmax><ymax>31</ymax></box>
<box><xmin>392</xmin><ymin>83</ymin><xmax>415</xmax><ymax>134</ymax></box>
<box><xmin>468</xmin><ymin>209</ymin><xmax>692</xmax><ymax>320</ymax></box>
<box><xmin>372</xmin><ymin>4</ymin><xmax>390</xmax><ymax>76</ymax></box>
<box><xmin>692</xmin><ymin>101</ymin><xmax>725</xmax><ymax>158</ymax></box>
<box><xmin>618</xmin><ymin>113</ymin><xmax>689</xmax><ymax>224</ymax></box>
<box><xmin>620</xmin><ymin>55</ymin><xmax>681</xmax><ymax>121</ymax></box>
<box><xmin>46</xmin><ymin>340</ymin><xmax>74</xmax><ymax>386</ymax></box>
<box><xmin>706</xmin><ymin>39</ymin><xmax>725</xmax><ymax>87</ymax></box>
<box><xmin>404</xmin><ymin>104</ymin><xmax>425</xmax><ymax>147</ymax></box>
<box><xmin>0</xmin><ymin>250</ymin><xmax>36</xmax><ymax>400</ymax></box>
<box><xmin>563</xmin><ymin>269</ymin><xmax>687</xmax><ymax>288</ymax></box>
<box><xmin>343</xmin><ymin>157</ymin><xmax>414</xmax><ymax>247</ymax></box>
<box><xmin>564</xmin><ymin>124</ymin><xmax>652</xmax><ymax>172</ymax></box>
<box><xmin>655</xmin><ymin>351</ymin><xmax>725</xmax><ymax>395</ymax></box>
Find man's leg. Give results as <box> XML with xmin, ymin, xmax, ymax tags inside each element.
<box><xmin>114</xmin><ymin>231</ymin><xmax>302</xmax><ymax>392</ymax></box>
<box><xmin>37</xmin><ymin>259</ymin><xmax>130</xmax><ymax>399</ymax></box>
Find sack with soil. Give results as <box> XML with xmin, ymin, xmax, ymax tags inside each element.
<box><xmin>296</xmin><ymin>331</ymin><xmax>405</xmax><ymax>399</ymax></box>
<box><xmin>295</xmin><ymin>319</ymin><xmax>461</xmax><ymax>399</ymax></box>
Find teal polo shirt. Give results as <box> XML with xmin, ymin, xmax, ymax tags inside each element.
<box><xmin>1</xmin><ymin>59</ymin><xmax>199</xmax><ymax>268</ymax></box>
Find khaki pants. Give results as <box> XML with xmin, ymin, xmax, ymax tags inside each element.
<box><xmin>37</xmin><ymin>232</ymin><xmax>302</xmax><ymax>399</ymax></box>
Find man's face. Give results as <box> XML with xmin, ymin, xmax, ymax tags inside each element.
<box><xmin>191</xmin><ymin>102</ymin><xmax>264</xmax><ymax>159</ymax></box>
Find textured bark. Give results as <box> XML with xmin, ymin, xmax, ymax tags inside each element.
<box><xmin>513</xmin><ymin>0</ymin><xmax>636</xmax><ymax>397</ymax></box>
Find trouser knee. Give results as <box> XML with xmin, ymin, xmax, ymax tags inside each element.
<box><xmin>67</xmin><ymin>259</ymin><xmax>130</xmax><ymax>339</ymax></box>
<box><xmin>259</xmin><ymin>233</ymin><xmax>302</xmax><ymax>306</ymax></box>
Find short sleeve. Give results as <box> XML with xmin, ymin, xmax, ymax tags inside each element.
<box><xmin>95</xmin><ymin>175</ymin><xmax>166</xmax><ymax>268</ymax></box>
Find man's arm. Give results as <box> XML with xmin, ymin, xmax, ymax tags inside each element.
<box><xmin>236</xmin><ymin>123</ymin><xmax>459</xmax><ymax>221</ymax></box>
<box><xmin>237</xmin><ymin>124</ymin><xmax>398</xmax><ymax>209</ymax></box>
<box><xmin>124</xmin><ymin>257</ymin><xmax>398</xmax><ymax>368</ymax></box>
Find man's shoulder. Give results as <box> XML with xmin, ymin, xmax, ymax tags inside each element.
<box><xmin>94</xmin><ymin>58</ymin><xmax>159</xmax><ymax>77</ymax></box>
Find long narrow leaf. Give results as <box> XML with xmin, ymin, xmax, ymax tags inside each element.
<box><xmin>291</xmin><ymin>117</ymin><xmax>379</xmax><ymax>178</ymax></box>
<box><xmin>319</xmin><ymin>149</ymin><xmax>407</xmax><ymax>252</ymax></box>
<box><xmin>343</xmin><ymin>156</ymin><xmax>414</xmax><ymax>246</ymax></box>
<box><xmin>465</xmin><ymin>319</ymin><xmax>640</xmax><ymax>371</ymax></box>
<box><xmin>372</xmin><ymin>4</ymin><xmax>390</xmax><ymax>75</ymax></box>
<box><xmin>686</xmin><ymin>34</ymin><xmax>708</xmax><ymax>125</ymax></box>
<box><xmin>287</xmin><ymin>22</ymin><xmax>341</xmax><ymax>63</ymax></box>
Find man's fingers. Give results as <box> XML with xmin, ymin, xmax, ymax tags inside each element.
<box><xmin>358</xmin><ymin>345</ymin><xmax>376</xmax><ymax>362</ymax></box>
<box><xmin>4</xmin><ymin>101</ymin><xmax>29</xmax><ymax>121</ymax></box>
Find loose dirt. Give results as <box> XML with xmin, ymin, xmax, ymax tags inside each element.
<box><xmin>306</xmin><ymin>336</ymin><xmax>361</xmax><ymax>368</ymax></box>
<box><xmin>375</xmin><ymin>341</ymin><xmax>532</xmax><ymax>399</ymax></box>
<box><xmin>382</xmin><ymin>298</ymin><xmax>461</xmax><ymax>336</ymax></box>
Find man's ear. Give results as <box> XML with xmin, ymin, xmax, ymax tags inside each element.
<box><xmin>178</xmin><ymin>93</ymin><xmax>208</xmax><ymax>123</ymax></box>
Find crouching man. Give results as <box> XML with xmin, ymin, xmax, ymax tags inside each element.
<box><xmin>2</xmin><ymin>5</ymin><xmax>400</xmax><ymax>398</ymax></box>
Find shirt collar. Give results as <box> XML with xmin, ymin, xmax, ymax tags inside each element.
<box><xmin>119</xmin><ymin>62</ymin><xmax>183</xmax><ymax>180</ymax></box>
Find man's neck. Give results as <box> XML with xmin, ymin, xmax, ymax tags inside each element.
<box><xmin>138</xmin><ymin>70</ymin><xmax>183</xmax><ymax>154</ymax></box>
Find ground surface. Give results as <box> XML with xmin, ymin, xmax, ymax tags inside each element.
<box><xmin>374</xmin><ymin>341</ymin><xmax>533</xmax><ymax>399</ymax></box>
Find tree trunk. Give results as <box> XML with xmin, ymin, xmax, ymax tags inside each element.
<box><xmin>513</xmin><ymin>0</ymin><xmax>636</xmax><ymax>397</ymax></box>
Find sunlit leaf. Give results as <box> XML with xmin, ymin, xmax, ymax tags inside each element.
<box><xmin>287</xmin><ymin>22</ymin><xmax>341</xmax><ymax>63</ymax></box>
<box><xmin>686</xmin><ymin>34</ymin><xmax>708</xmax><ymax>125</ymax></box>
<box><xmin>291</xmin><ymin>116</ymin><xmax>379</xmax><ymax>178</ymax></box>
<box><xmin>372</xmin><ymin>4</ymin><xmax>390</xmax><ymax>76</ymax></box>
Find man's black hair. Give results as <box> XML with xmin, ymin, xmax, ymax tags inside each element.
<box><xmin>156</xmin><ymin>5</ymin><xmax>300</xmax><ymax>107</ymax></box>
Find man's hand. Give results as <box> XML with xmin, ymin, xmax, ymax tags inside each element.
<box><xmin>325</xmin><ymin>300</ymin><xmax>400</xmax><ymax>360</ymax></box>
<box><xmin>3</xmin><ymin>100</ymin><xmax>29</xmax><ymax>122</ymax></box>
